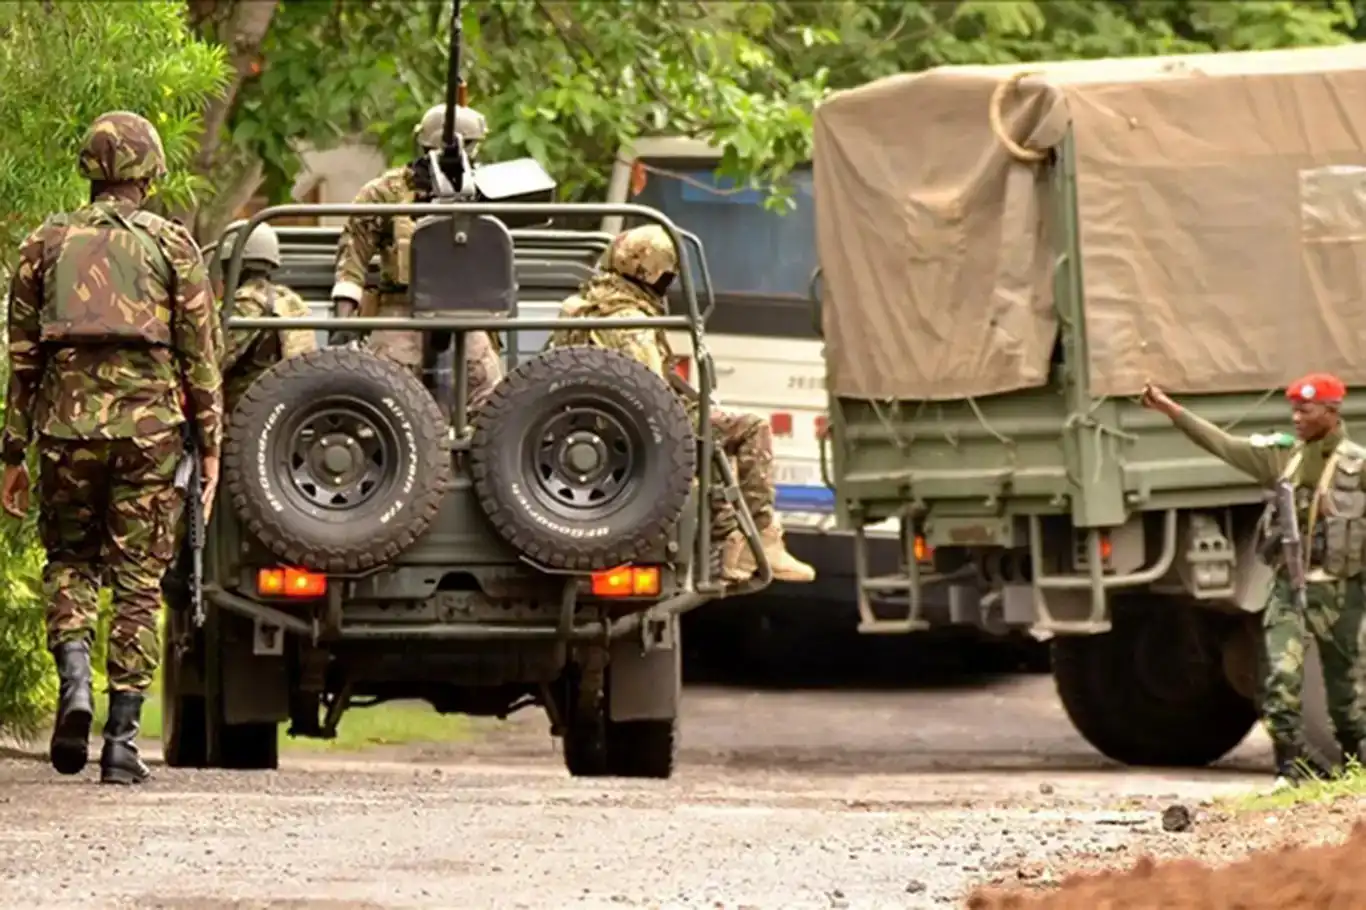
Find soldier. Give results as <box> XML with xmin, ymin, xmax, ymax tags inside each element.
<box><xmin>329</xmin><ymin>103</ymin><xmax>502</xmax><ymax>414</ymax></box>
<box><xmin>0</xmin><ymin>111</ymin><xmax>223</xmax><ymax>785</ymax></box>
<box><xmin>1143</xmin><ymin>374</ymin><xmax>1366</xmax><ymax>787</ymax></box>
<box><xmin>546</xmin><ymin>224</ymin><xmax>816</xmax><ymax>584</ymax></box>
<box><xmin>217</xmin><ymin>223</ymin><xmax>319</xmax><ymax>410</ymax></box>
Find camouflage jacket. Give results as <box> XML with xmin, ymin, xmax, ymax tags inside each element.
<box><xmin>331</xmin><ymin>167</ymin><xmax>417</xmax><ymax>305</ymax></box>
<box><xmin>2</xmin><ymin>196</ymin><xmax>223</xmax><ymax>464</ymax></box>
<box><xmin>222</xmin><ymin>278</ymin><xmax>317</xmax><ymax>412</ymax></box>
<box><xmin>546</xmin><ymin>274</ymin><xmax>672</xmax><ymax>377</ymax></box>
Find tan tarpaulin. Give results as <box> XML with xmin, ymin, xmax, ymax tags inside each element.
<box><xmin>814</xmin><ymin>45</ymin><xmax>1366</xmax><ymax>401</ymax></box>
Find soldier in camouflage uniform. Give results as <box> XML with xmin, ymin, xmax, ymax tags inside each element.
<box><xmin>546</xmin><ymin>224</ymin><xmax>816</xmax><ymax>584</ymax></box>
<box><xmin>0</xmin><ymin>111</ymin><xmax>223</xmax><ymax>785</ymax></box>
<box><xmin>329</xmin><ymin>103</ymin><xmax>502</xmax><ymax>414</ymax></box>
<box><xmin>217</xmin><ymin>223</ymin><xmax>319</xmax><ymax>411</ymax></box>
<box><xmin>1144</xmin><ymin>374</ymin><xmax>1366</xmax><ymax>787</ymax></box>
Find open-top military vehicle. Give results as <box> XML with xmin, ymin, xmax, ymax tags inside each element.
<box><xmin>159</xmin><ymin>1</ymin><xmax>770</xmax><ymax>777</ymax></box>
<box><xmin>814</xmin><ymin>46</ymin><xmax>1366</xmax><ymax>769</ymax></box>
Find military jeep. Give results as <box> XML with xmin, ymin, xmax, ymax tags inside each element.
<box><xmin>164</xmin><ymin>199</ymin><xmax>771</xmax><ymax>778</ymax></box>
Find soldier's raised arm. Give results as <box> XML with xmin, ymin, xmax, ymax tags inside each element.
<box><xmin>1142</xmin><ymin>381</ymin><xmax>1292</xmax><ymax>485</ymax></box>
<box><xmin>1</xmin><ymin>228</ymin><xmax>49</xmax><ymax>469</ymax></box>
<box><xmin>166</xmin><ymin>224</ymin><xmax>224</xmax><ymax>461</ymax></box>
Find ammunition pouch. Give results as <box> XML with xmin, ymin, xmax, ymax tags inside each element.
<box><xmin>1319</xmin><ymin>442</ymin><xmax>1366</xmax><ymax>579</ymax></box>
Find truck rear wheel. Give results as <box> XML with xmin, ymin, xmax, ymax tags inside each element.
<box><xmin>1052</xmin><ymin>597</ymin><xmax>1257</xmax><ymax>767</ymax></box>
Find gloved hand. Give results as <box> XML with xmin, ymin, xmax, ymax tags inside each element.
<box><xmin>329</xmin><ymin>298</ymin><xmax>362</xmax><ymax>347</ymax></box>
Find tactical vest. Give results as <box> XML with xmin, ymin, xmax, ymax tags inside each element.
<box><xmin>380</xmin><ymin>215</ymin><xmax>416</xmax><ymax>288</ymax></box>
<box><xmin>39</xmin><ymin>207</ymin><xmax>174</xmax><ymax>347</ymax></box>
<box><xmin>234</xmin><ymin>284</ymin><xmax>318</xmax><ymax>367</ymax></box>
<box><xmin>1311</xmin><ymin>440</ymin><xmax>1366</xmax><ymax>579</ymax></box>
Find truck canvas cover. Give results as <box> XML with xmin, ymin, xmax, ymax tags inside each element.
<box><xmin>813</xmin><ymin>45</ymin><xmax>1366</xmax><ymax>401</ymax></box>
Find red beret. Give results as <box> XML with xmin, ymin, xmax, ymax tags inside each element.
<box><xmin>1286</xmin><ymin>373</ymin><xmax>1346</xmax><ymax>404</ymax></box>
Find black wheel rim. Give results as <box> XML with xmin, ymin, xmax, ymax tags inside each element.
<box><xmin>278</xmin><ymin>398</ymin><xmax>399</xmax><ymax>514</ymax></box>
<box><xmin>527</xmin><ymin>404</ymin><xmax>639</xmax><ymax>519</ymax></box>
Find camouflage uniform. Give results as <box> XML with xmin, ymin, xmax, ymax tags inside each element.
<box><xmin>546</xmin><ymin>225</ymin><xmax>814</xmax><ymax>584</ymax></box>
<box><xmin>1169</xmin><ymin>383</ymin><xmax>1366</xmax><ymax>781</ymax></box>
<box><xmin>330</xmin><ymin>103</ymin><xmax>502</xmax><ymax>413</ymax></box>
<box><xmin>1</xmin><ymin>111</ymin><xmax>222</xmax><ymax>784</ymax></box>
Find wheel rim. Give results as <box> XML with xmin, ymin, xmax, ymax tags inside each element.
<box><xmin>528</xmin><ymin>405</ymin><xmax>639</xmax><ymax>519</ymax></box>
<box><xmin>279</xmin><ymin>399</ymin><xmax>398</xmax><ymax>514</ymax></box>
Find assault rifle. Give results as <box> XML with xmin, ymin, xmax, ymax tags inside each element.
<box><xmin>1272</xmin><ymin>478</ymin><xmax>1310</xmax><ymax>613</ymax></box>
<box><xmin>172</xmin><ymin>426</ymin><xmax>206</xmax><ymax>630</ymax></box>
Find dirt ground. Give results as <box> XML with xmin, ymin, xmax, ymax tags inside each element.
<box><xmin>0</xmin><ymin>674</ymin><xmax>1356</xmax><ymax>910</ymax></box>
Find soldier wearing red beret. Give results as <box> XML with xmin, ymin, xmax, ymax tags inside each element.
<box><xmin>1143</xmin><ymin>374</ymin><xmax>1365</xmax><ymax>789</ymax></box>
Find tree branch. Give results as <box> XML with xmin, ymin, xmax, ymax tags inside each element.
<box><xmin>192</xmin><ymin>0</ymin><xmax>279</xmax><ymax>177</ymax></box>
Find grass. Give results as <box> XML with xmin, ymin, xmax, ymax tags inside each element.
<box><xmin>1226</xmin><ymin>759</ymin><xmax>1366</xmax><ymax>812</ymax></box>
<box><xmin>91</xmin><ymin>696</ymin><xmax>474</xmax><ymax>755</ymax></box>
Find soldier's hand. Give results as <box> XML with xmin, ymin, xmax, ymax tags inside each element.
<box><xmin>329</xmin><ymin>297</ymin><xmax>362</xmax><ymax>347</ymax></box>
<box><xmin>1</xmin><ymin>463</ymin><xmax>30</xmax><ymax>519</ymax></box>
<box><xmin>1140</xmin><ymin>380</ymin><xmax>1175</xmax><ymax>414</ymax></box>
<box><xmin>200</xmin><ymin>454</ymin><xmax>221</xmax><ymax>523</ymax></box>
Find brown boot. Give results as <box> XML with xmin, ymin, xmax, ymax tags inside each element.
<box><xmin>718</xmin><ymin>530</ymin><xmax>756</xmax><ymax>583</ymax></box>
<box><xmin>733</xmin><ymin>522</ymin><xmax>816</xmax><ymax>583</ymax></box>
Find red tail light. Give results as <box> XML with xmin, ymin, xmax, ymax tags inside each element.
<box><xmin>770</xmin><ymin>412</ymin><xmax>793</xmax><ymax>437</ymax></box>
<box><xmin>672</xmin><ymin>356</ymin><xmax>691</xmax><ymax>383</ymax></box>
<box><xmin>814</xmin><ymin>415</ymin><xmax>829</xmax><ymax>440</ymax></box>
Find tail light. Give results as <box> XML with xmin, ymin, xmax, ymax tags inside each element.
<box><xmin>769</xmin><ymin>412</ymin><xmax>793</xmax><ymax>437</ymax></box>
<box><xmin>814</xmin><ymin>415</ymin><xmax>829</xmax><ymax>440</ymax></box>
<box><xmin>671</xmin><ymin>356</ymin><xmax>691</xmax><ymax>383</ymax></box>
<box><xmin>591</xmin><ymin>566</ymin><xmax>661</xmax><ymax>597</ymax></box>
<box><xmin>913</xmin><ymin>535</ymin><xmax>934</xmax><ymax>564</ymax></box>
<box><xmin>257</xmin><ymin>567</ymin><xmax>327</xmax><ymax>599</ymax></box>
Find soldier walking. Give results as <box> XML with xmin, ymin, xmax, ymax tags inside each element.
<box><xmin>0</xmin><ymin>112</ymin><xmax>223</xmax><ymax>784</ymax></box>
<box><xmin>1143</xmin><ymin>374</ymin><xmax>1366</xmax><ymax>787</ymax></box>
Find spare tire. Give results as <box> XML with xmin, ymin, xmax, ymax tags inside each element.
<box><xmin>471</xmin><ymin>346</ymin><xmax>695</xmax><ymax>571</ymax></box>
<box><xmin>224</xmin><ymin>347</ymin><xmax>451</xmax><ymax>573</ymax></box>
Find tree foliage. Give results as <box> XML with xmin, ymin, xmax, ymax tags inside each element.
<box><xmin>0</xmin><ymin>0</ymin><xmax>228</xmax><ymax>270</ymax></box>
<box><xmin>0</xmin><ymin>0</ymin><xmax>227</xmax><ymax>737</ymax></box>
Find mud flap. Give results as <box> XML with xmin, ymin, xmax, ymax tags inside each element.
<box><xmin>608</xmin><ymin>617</ymin><xmax>681</xmax><ymax>723</ymax></box>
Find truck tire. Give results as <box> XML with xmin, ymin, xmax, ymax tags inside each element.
<box><xmin>224</xmin><ymin>348</ymin><xmax>451</xmax><ymax>573</ymax></box>
<box><xmin>1052</xmin><ymin>599</ymin><xmax>1257</xmax><ymax>767</ymax></box>
<box><xmin>471</xmin><ymin>346</ymin><xmax>695</xmax><ymax>571</ymax></box>
<box><xmin>1294</xmin><ymin>637</ymin><xmax>1341</xmax><ymax>770</ymax></box>
<box><xmin>161</xmin><ymin>608</ymin><xmax>207</xmax><ymax>769</ymax></box>
<box><xmin>560</xmin><ymin>665</ymin><xmax>678</xmax><ymax>780</ymax></box>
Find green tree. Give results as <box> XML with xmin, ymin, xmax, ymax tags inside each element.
<box><xmin>0</xmin><ymin>0</ymin><xmax>227</xmax><ymax>737</ymax></box>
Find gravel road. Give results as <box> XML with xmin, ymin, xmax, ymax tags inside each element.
<box><xmin>0</xmin><ymin>675</ymin><xmax>1276</xmax><ymax>910</ymax></box>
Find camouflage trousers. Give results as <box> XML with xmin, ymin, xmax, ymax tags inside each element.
<box><xmin>367</xmin><ymin>299</ymin><xmax>503</xmax><ymax>413</ymax></box>
<box><xmin>1260</xmin><ymin>575</ymin><xmax>1366</xmax><ymax>752</ymax></box>
<box><xmin>37</xmin><ymin>430</ymin><xmax>184</xmax><ymax>693</ymax></box>
<box><xmin>703</xmin><ymin>409</ymin><xmax>776</xmax><ymax>539</ymax></box>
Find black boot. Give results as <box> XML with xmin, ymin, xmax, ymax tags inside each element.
<box><xmin>1272</xmin><ymin>739</ymin><xmax>1328</xmax><ymax>785</ymax></box>
<box><xmin>49</xmin><ymin>640</ymin><xmax>94</xmax><ymax>775</ymax></box>
<box><xmin>99</xmin><ymin>691</ymin><xmax>151</xmax><ymax>785</ymax></box>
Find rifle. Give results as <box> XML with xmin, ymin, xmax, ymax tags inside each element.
<box><xmin>173</xmin><ymin>427</ymin><xmax>206</xmax><ymax>630</ymax></box>
<box><xmin>1273</xmin><ymin>478</ymin><xmax>1310</xmax><ymax>613</ymax></box>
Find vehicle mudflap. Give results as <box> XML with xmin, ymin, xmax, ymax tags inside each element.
<box><xmin>608</xmin><ymin>616</ymin><xmax>681</xmax><ymax>723</ymax></box>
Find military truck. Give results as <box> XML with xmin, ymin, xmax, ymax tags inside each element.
<box><xmin>813</xmin><ymin>45</ymin><xmax>1366</xmax><ymax>768</ymax></box>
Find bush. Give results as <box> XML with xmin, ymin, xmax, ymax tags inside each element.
<box><xmin>0</xmin><ymin>0</ymin><xmax>228</xmax><ymax>739</ymax></box>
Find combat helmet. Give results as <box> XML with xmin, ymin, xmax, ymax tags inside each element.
<box><xmin>415</xmin><ymin>103</ymin><xmax>489</xmax><ymax>158</ymax></box>
<box><xmin>219</xmin><ymin>223</ymin><xmax>281</xmax><ymax>270</ymax></box>
<box><xmin>77</xmin><ymin>111</ymin><xmax>168</xmax><ymax>183</ymax></box>
<box><xmin>604</xmin><ymin>225</ymin><xmax>679</xmax><ymax>290</ymax></box>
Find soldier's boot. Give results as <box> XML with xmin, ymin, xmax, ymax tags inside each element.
<box><xmin>1271</xmin><ymin>739</ymin><xmax>1329</xmax><ymax>789</ymax></box>
<box><xmin>718</xmin><ymin>531</ymin><xmax>756</xmax><ymax>584</ymax></box>
<box><xmin>48</xmin><ymin>640</ymin><xmax>94</xmax><ymax>775</ymax></box>
<box><xmin>99</xmin><ymin>691</ymin><xmax>151</xmax><ymax>785</ymax></box>
<box><xmin>731</xmin><ymin>523</ymin><xmax>817</xmax><ymax>584</ymax></box>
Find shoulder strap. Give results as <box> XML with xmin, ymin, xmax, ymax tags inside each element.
<box><xmin>265</xmin><ymin>283</ymin><xmax>278</xmax><ymax>316</ymax></box>
<box><xmin>1279</xmin><ymin>448</ymin><xmax>1306</xmax><ymax>484</ymax></box>
<box><xmin>100</xmin><ymin>206</ymin><xmax>175</xmax><ymax>286</ymax></box>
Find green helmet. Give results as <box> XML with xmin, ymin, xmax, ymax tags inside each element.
<box><xmin>415</xmin><ymin>103</ymin><xmax>488</xmax><ymax>156</ymax></box>
<box><xmin>77</xmin><ymin>111</ymin><xmax>168</xmax><ymax>183</ymax></box>
<box><xmin>218</xmin><ymin>223</ymin><xmax>281</xmax><ymax>270</ymax></box>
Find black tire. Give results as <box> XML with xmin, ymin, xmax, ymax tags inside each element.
<box><xmin>1295</xmin><ymin>637</ymin><xmax>1341</xmax><ymax>769</ymax></box>
<box><xmin>471</xmin><ymin>346</ymin><xmax>695</xmax><ymax>571</ymax></box>
<box><xmin>161</xmin><ymin>609</ymin><xmax>208</xmax><ymax>769</ymax></box>
<box><xmin>605</xmin><ymin>720</ymin><xmax>677</xmax><ymax>779</ymax></box>
<box><xmin>219</xmin><ymin>723</ymin><xmax>280</xmax><ymax>771</ymax></box>
<box><xmin>224</xmin><ymin>347</ymin><xmax>451</xmax><ymax>573</ymax></box>
<box><xmin>1052</xmin><ymin>599</ymin><xmax>1257</xmax><ymax>767</ymax></box>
